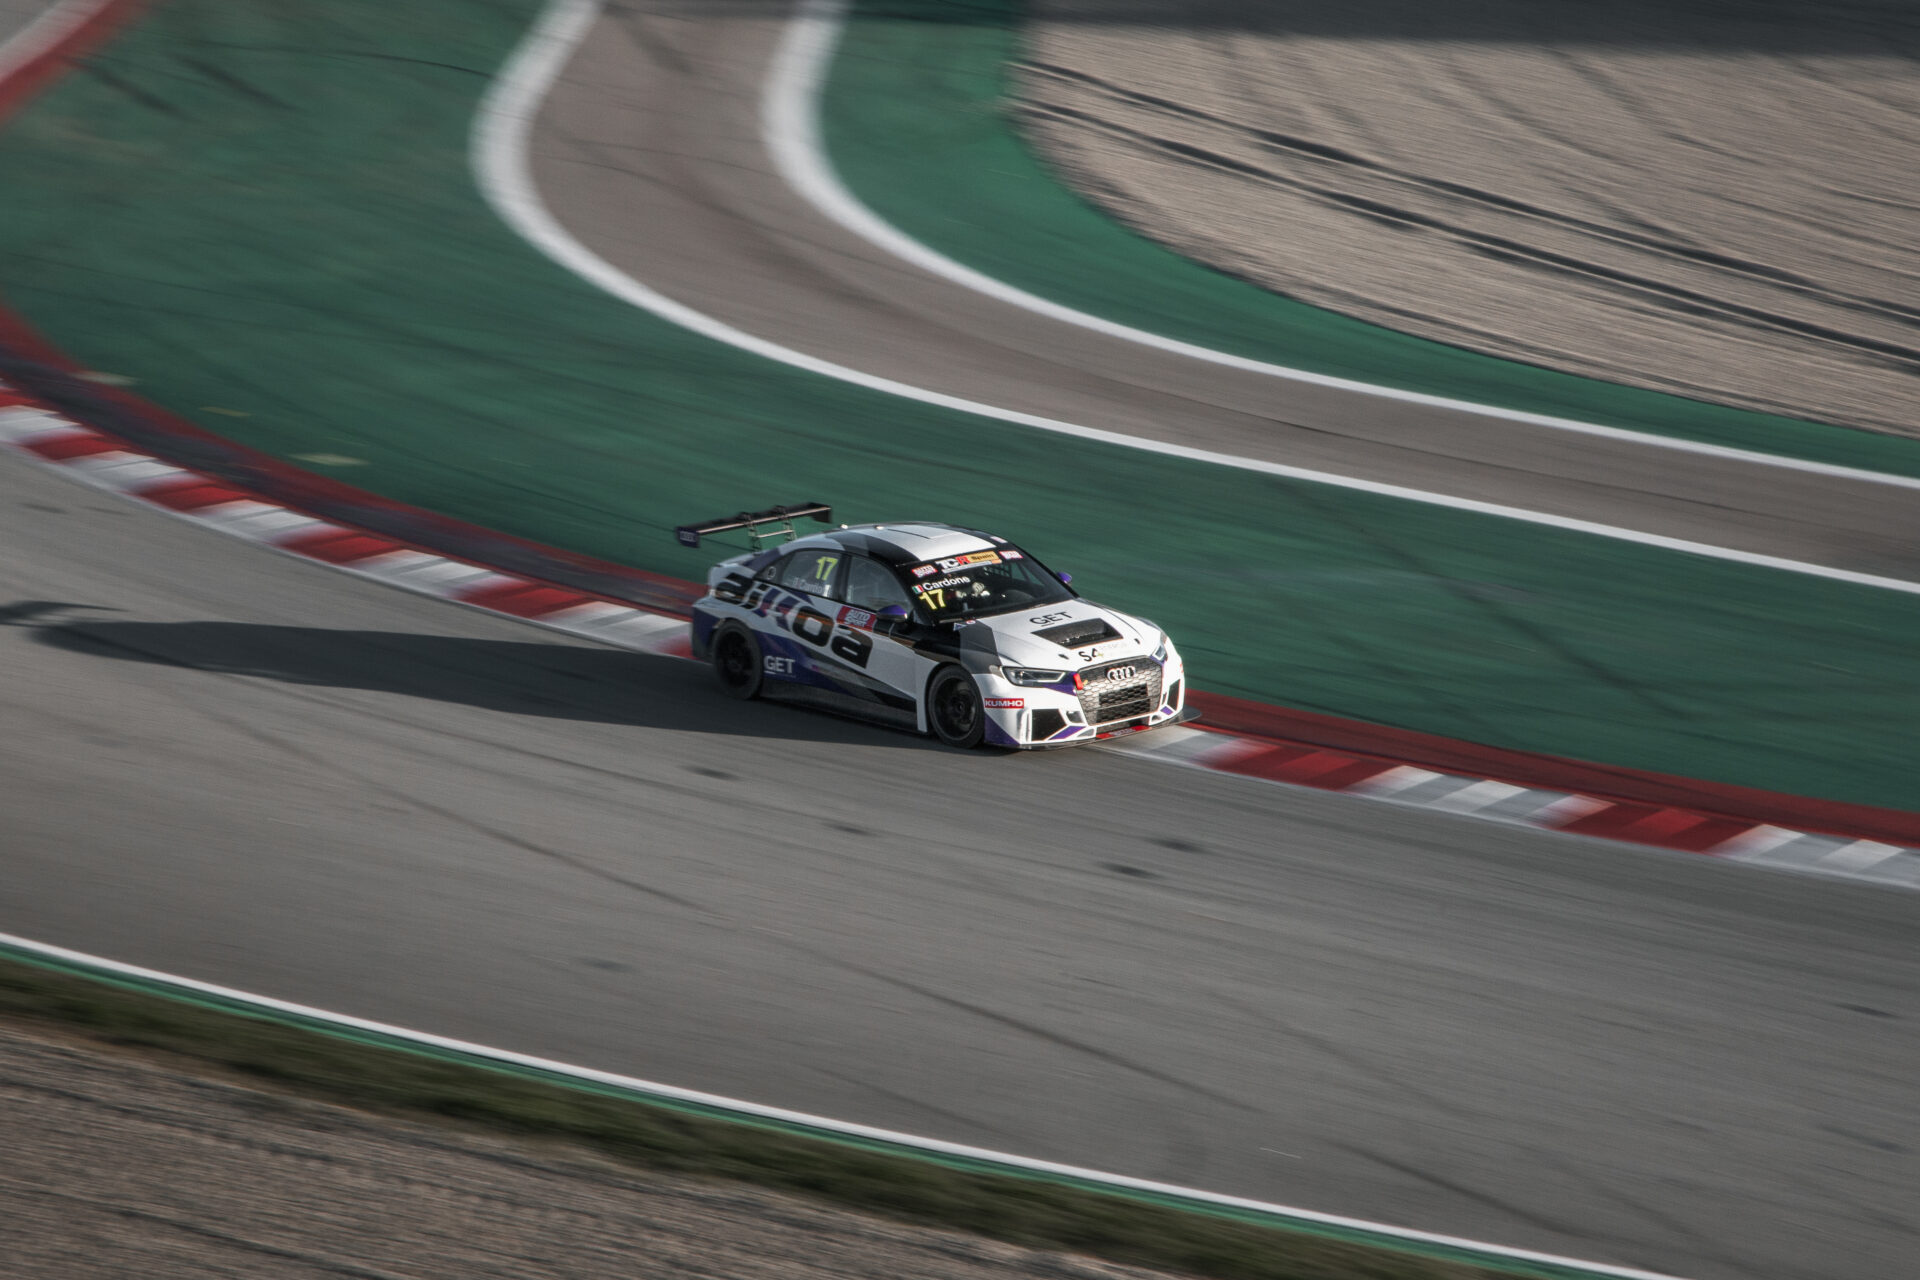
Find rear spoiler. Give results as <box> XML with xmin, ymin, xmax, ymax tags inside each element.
<box><xmin>674</xmin><ymin>502</ymin><xmax>833</xmax><ymax>549</ymax></box>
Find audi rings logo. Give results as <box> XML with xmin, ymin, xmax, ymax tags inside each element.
<box><xmin>1106</xmin><ymin>665</ymin><xmax>1137</xmax><ymax>682</ymax></box>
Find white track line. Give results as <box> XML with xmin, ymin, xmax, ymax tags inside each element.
<box><xmin>474</xmin><ymin>0</ymin><xmax>1920</xmax><ymax>598</ymax></box>
<box><xmin>764</xmin><ymin>0</ymin><xmax>1920</xmax><ymax>493</ymax></box>
<box><xmin>0</xmin><ymin>931</ymin><xmax>1688</xmax><ymax>1280</ymax></box>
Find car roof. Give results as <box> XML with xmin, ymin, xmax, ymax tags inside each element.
<box><xmin>794</xmin><ymin>522</ymin><xmax>1004</xmax><ymax>567</ymax></box>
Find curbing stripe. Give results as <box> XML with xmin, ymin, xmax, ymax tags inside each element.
<box><xmin>0</xmin><ymin>0</ymin><xmax>145</xmax><ymax>118</ymax></box>
<box><xmin>1345</xmin><ymin>765</ymin><xmax>1445</xmax><ymax>799</ymax></box>
<box><xmin>1110</xmin><ymin>720</ymin><xmax>1920</xmax><ymax>885</ymax></box>
<box><xmin>1425</xmin><ymin>780</ymin><xmax>1529</xmax><ymax>815</ymax></box>
<box><xmin>3</xmin><ymin>387</ymin><xmax>1918</xmax><ymax>889</ymax></box>
<box><xmin>1820</xmin><ymin>841</ymin><xmax>1903</xmax><ymax>873</ymax></box>
<box><xmin>0</xmin><ymin>929</ymin><xmax>1688</xmax><ymax>1280</ymax></box>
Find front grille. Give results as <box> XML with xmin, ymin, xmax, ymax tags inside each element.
<box><xmin>1077</xmin><ymin>659</ymin><xmax>1162</xmax><ymax>727</ymax></box>
<box><xmin>1097</xmin><ymin>686</ymin><xmax>1155</xmax><ymax>722</ymax></box>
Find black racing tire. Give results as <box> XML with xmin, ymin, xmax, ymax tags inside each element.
<box><xmin>927</xmin><ymin>665</ymin><xmax>986</xmax><ymax>749</ymax></box>
<box><xmin>711</xmin><ymin>624</ymin><xmax>763</xmax><ymax>700</ymax></box>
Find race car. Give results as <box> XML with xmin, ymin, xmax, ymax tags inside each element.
<box><xmin>677</xmin><ymin>504</ymin><xmax>1194</xmax><ymax>749</ymax></box>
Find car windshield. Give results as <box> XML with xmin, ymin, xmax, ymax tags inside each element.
<box><xmin>904</xmin><ymin>549</ymin><xmax>1071</xmax><ymax>622</ymax></box>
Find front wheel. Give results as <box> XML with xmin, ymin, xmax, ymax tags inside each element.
<box><xmin>927</xmin><ymin>665</ymin><xmax>986</xmax><ymax>748</ymax></box>
<box><xmin>712</xmin><ymin>625</ymin><xmax>763</xmax><ymax>700</ymax></box>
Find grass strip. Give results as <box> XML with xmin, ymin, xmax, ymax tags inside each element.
<box><xmin>0</xmin><ymin>950</ymin><xmax>1619</xmax><ymax>1280</ymax></box>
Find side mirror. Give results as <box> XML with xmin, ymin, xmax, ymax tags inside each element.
<box><xmin>1056</xmin><ymin>571</ymin><xmax>1073</xmax><ymax>585</ymax></box>
<box><xmin>875</xmin><ymin>604</ymin><xmax>911</xmax><ymax>634</ymax></box>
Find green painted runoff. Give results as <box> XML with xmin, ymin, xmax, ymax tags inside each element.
<box><xmin>0</xmin><ymin>0</ymin><xmax>1916</xmax><ymax>809</ymax></box>
<box><xmin>824</xmin><ymin>0</ymin><xmax>1920</xmax><ymax>478</ymax></box>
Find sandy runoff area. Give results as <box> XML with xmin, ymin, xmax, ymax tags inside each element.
<box><xmin>1021</xmin><ymin>0</ymin><xmax>1920</xmax><ymax>436</ymax></box>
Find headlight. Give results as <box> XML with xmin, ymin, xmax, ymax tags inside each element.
<box><xmin>1152</xmin><ymin>632</ymin><xmax>1172</xmax><ymax>664</ymax></box>
<box><xmin>1002</xmin><ymin>666</ymin><xmax>1070</xmax><ymax>686</ymax></box>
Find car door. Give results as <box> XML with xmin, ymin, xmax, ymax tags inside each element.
<box><xmin>834</xmin><ymin>555</ymin><xmax>932</xmax><ymax>719</ymax></box>
<box><xmin>747</xmin><ymin>548</ymin><xmax>849</xmax><ymax>692</ymax></box>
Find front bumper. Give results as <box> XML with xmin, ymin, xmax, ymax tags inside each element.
<box><xmin>1005</xmin><ymin>703</ymin><xmax>1200</xmax><ymax>750</ymax></box>
<box><xmin>979</xmin><ymin>655</ymin><xmax>1190</xmax><ymax>749</ymax></box>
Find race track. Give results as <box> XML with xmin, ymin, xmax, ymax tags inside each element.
<box><xmin>528</xmin><ymin>1</ymin><xmax>1920</xmax><ymax>579</ymax></box>
<box><xmin>3</xmin><ymin>4</ymin><xmax>1919</xmax><ymax>1280</ymax></box>
<box><xmin>5</xmin><ymin>430</ymin><xmax>1918</xmax><ymax>1280</ymax></box>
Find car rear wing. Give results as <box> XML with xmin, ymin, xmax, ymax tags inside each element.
<box><xmin>674</xmin><ymin>502</ymin><xmax>833</xmax><ymax>549</ymax></box>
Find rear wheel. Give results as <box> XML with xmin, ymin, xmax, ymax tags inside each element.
<box><xmin>712</xmin><ymin>625</ymin><xmax>762</xmax><ymax>700</ymax></box>
<box><xmin>927</xmin><ymin>665</ymin><xmax>986</xmax><ymax>748</ymax></box>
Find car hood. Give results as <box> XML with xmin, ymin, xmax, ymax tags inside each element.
<box><xmin>968</xmin><ymin>598</ymin><xmax>1157</xmax><ymax>670</ymax></box>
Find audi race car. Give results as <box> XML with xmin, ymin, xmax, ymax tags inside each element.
<box><xmin>678</xmin><ymin>504</ymin><xmax>1194</xmax><ymax>749</ymax></box>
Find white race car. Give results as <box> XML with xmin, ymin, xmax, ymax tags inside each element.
<box><xmin>678</xmin><ymin>504</ymin><xmax>1194</xmax><ymax>749</ymax></box>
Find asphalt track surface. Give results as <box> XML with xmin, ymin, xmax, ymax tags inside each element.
<box><xmin>531</xmin><ymin>1</ymin><xmax>1920</xmax><ymax>582</ymax></box>
<box><xmin>7</xmin><ymin>427</ymin><xmax>1920</xmax><ymax>1280</ymax></box>
<box><xmin>3</xmin><ymin>5</ymin><xmax>1919</xmax><ymax>1280</ymax></box>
